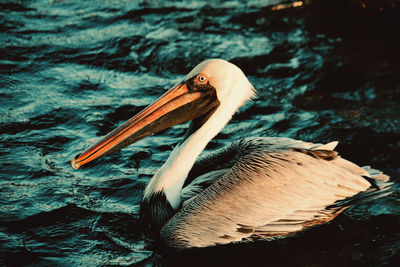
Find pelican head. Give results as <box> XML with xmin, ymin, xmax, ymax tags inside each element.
<box><xmin>71</xmin><ymin>59</ymin><xmax>255</xmax><ymax>169</ymax></box>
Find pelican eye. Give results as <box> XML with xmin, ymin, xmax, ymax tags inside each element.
<box><xmin>196</xmin><ymin>74</ymin><xmax>208</xmax><ymax>84</ymax></box>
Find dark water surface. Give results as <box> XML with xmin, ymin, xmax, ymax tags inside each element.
<box><xmin>1</xmin><ymin>0</ymin><xmax>400</xmax><ymax>266</ymax></box>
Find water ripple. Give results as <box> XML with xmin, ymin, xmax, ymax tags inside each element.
<box><xmin>1</xmin><ymin>0</ymin><xmax>400</xmax><ymax>265</ymax></box>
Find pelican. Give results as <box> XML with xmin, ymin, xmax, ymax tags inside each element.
<box><xmin>72</xmin><ymin>59</ymin><xmax>390</xmax><ymax>249</ymax></box>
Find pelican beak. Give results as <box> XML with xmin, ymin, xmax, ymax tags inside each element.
<box><xmin>71</xmin><ymin>80</ymin><xmax>219</xmax><ymax>169</ymax></box>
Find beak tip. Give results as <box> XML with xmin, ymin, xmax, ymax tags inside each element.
<box><xmin>71</xmin><ymin>154</ymin><xmax>81</xmax><ymax>169</ymax></box>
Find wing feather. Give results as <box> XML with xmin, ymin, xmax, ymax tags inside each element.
<box><xmin>160</xmin><ymin>138</ymin><xmax>383</xmax><ymax>249</ymax></box>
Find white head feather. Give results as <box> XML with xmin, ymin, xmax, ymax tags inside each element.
<box><xmin>186</xmin><ymin>59</ymin><xmax>256</xmax><ymax>107</ymax></box>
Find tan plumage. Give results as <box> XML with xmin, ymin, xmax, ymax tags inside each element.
<box><xmin>161</xmin><ymin>137</ymin><xmax>389</xmax><ymax>248</ymax></box>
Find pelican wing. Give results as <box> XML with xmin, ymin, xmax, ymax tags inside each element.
<box><xmin>181</xmin><ymin>168</ymin><xmax>230</xmax><ymax>207</ymax></box>
<box><xmin>160</xmin><ymin>138</ymin><xmax>376</xmax><ymax>249</ymax></box>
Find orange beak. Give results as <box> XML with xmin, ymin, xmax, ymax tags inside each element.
<box><xmin>71</xmin><ymin>81</ymin><xmax>218</xmax><ymax>169</ymax></box>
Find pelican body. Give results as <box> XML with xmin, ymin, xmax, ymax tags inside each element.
<box><xmin>72</xmin><ymin>59</ymin><xmax>390</xmax><ymax>249</ymax></box>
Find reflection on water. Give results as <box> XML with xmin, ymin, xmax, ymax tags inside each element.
<box><xmin>1</xmin><ymin>0</ymin><xmax>399</xmax><ymax>265</ymax></box>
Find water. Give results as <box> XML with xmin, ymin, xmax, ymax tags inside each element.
<box><xmin>1</xmin><ymin>0</ymin><xmax>400</xmax><ymax>265</ymax></box>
